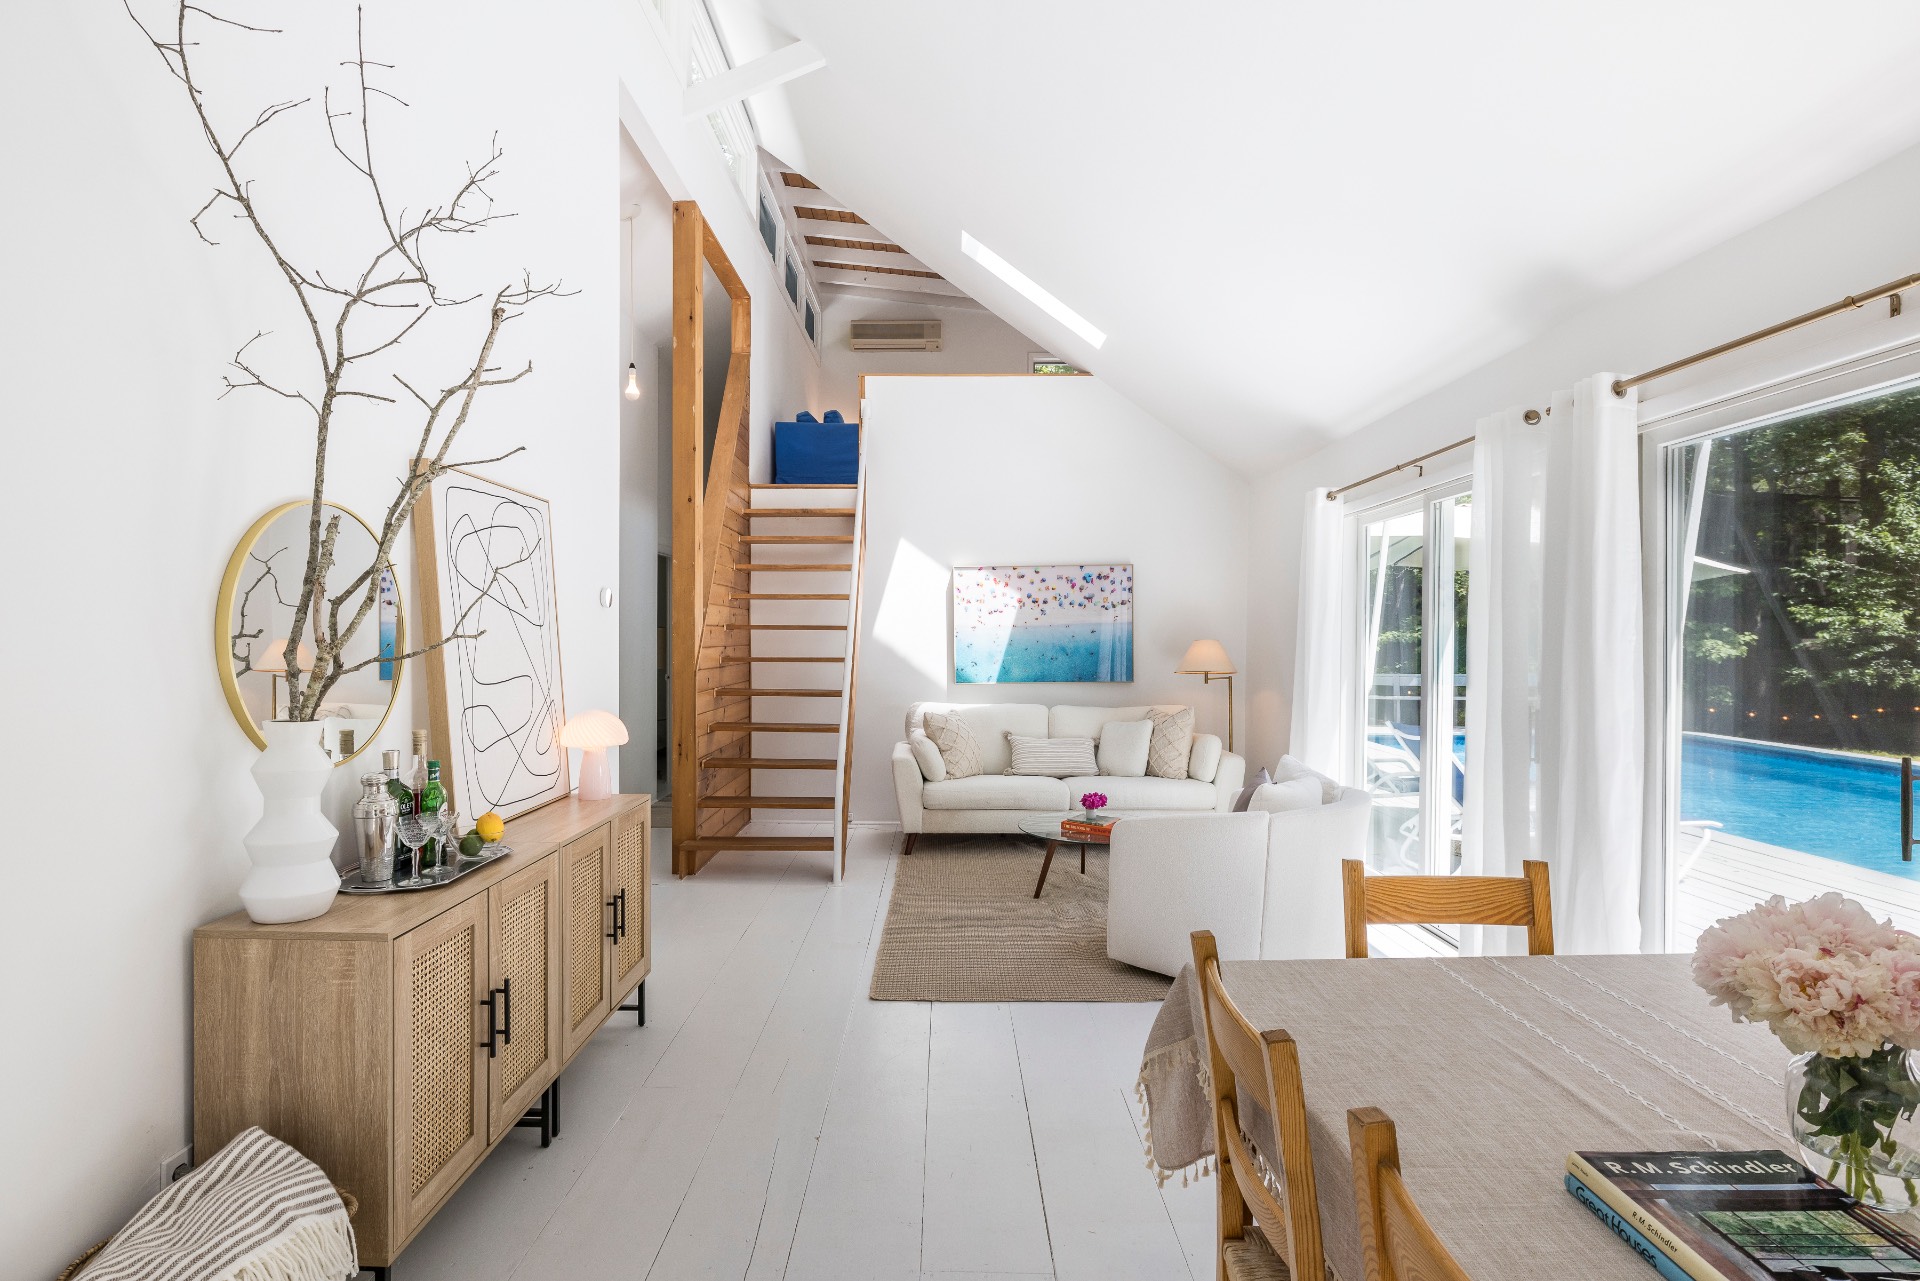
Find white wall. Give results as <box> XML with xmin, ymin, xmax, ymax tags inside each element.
<box><xmin>0</xmin><ymin>2</ymin><xmax>817</xmax><ymax>1272</ymax></box>
<box><xmin>817</xmin><ymin>297</ymin><xmax>1039</xmax><ymax>416</ymax></box>
<box><xmin>853</xmin><ymin>375</ymin><xmax>1250</xmax><ymax>821</ymax></box>
<box><xmin>1243</xmin><ymin>137</ymin><xmax>1920</xmax><ymax>775</ymax></box>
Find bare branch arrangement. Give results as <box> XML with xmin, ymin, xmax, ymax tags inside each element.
<box><xmin>128</xmin><ymin>0</ymin><xmax>571</xmax><ymax>721</ymax></box>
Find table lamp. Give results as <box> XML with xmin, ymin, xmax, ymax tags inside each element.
<box><xmin>253</xmin><ymin>635</ymin><xmax>316</xmax><ymax>721</ymax></box>
<box><xmin>1176</xmin><ymin>639</ymin><xmax>1237</xmax><ymax>752</ymax></box>
<box><xmin>560</xmin><ymin>710</ymin><xmax>629</xmax><ymax>801</ymax></box>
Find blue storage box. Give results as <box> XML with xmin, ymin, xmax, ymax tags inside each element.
<box><xmin>773</xmin><ymin>410</ymin><xmax>859</xmax><ymax>484</ymax></box>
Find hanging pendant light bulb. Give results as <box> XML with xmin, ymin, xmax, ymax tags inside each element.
<box><xmin>623</xmin><ymin>362</ymin><xmax>641</xmax><ymax>401</ymax></box>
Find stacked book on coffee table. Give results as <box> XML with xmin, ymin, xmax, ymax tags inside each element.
<box><xmin>1059</xmin><ymin>817</ymin><xmax>1115</xmax><ymax>839</ymax></box>
<box><xmin>1566</xmin><ymin>1148</ymin><xmax>1920</xmax><ymax>1280</ymax></box>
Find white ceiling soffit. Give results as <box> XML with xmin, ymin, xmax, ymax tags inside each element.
<box><xmin>709</xmin><ymin>0</ymin><xmax>1920</xmax><ymax>470</ymax></box>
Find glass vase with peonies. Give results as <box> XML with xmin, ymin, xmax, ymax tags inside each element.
<box><xmin>1693</xmin><ymin>893</ymin><xmax>1920</xmax><ymax>1209</ymax></box>
<box><xmin>1078</xmin><ymin>791</ymin><xmax>1108</xmax><ymax>824</ymax></box>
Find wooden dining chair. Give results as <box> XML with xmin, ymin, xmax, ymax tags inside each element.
<box><xmin>1347</xmin><ymin>1106</ymin><xmax>1473</xmax><ymax>1281</ymax></box>
<box><xmin>1190</xmin><ymin>930</ymin><xmax>1325</xmax><ymax>1281</ymax></box>
<box><xmin>1340</xmin><ymin>859</ymin><xmax>1554</xmax><ymax>957</ymax></box>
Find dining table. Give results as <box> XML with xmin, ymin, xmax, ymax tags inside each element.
<box><xmin>1136</xmin><ymin>953</ymin><xmax>1833</xmax><ymax>1281</ymax></box>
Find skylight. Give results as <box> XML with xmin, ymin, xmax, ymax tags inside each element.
<box><xmin>959</xmin><ymin>231</ymin><xmax>1106</xmax><ymax>349</ymax></box>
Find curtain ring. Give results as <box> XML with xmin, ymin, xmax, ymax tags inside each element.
<box><xmin>1523</xmin><ymin>408</ymin><xmax>1542</xmax><ymax>425</ymax></box>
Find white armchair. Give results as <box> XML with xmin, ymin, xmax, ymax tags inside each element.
<box><xmin>1105</xmin><ymin>786</ymin><xmax>1372</xmax><ymax>976</ymax></box>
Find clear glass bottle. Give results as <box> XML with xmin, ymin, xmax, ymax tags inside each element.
<box><xmin>383</xmin><ymin>747</ymin><xmax>414</xmax><ymax>882</ymax></box>
<box><xmin>409</xmin><ymin>730</ymin><xmax>434</xmax><ymax>870</ymax></box>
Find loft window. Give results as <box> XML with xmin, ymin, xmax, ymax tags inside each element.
<box><xmin>759</xmin><ymin>196</ymin><xmax>779</xmax><ymax>257</ymax></box>
<box><xmin>804</xmin><ymin>299</ymin><xmax>817</xmax><ymax>341</ymax></box>
<box><xmin>785</xmin><ymin>256</ymin><xmax>800</xmax><ymax>303</ymax></box>
<box><xmin>1031</xmin><ymin>353</ymin><xmax>1083</xmax><ymax>375</ymax></box>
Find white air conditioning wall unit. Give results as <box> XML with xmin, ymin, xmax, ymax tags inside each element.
<box><xmin>849</xmin><ymin>319</ymin><xmax>943</xmax><ymax>352</ymax></box>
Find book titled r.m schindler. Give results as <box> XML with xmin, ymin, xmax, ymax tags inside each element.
<box><xmin>1567</xmin><ymin>1149</ymin><xmax>1920</xmax><ymax>1280</ymax></box>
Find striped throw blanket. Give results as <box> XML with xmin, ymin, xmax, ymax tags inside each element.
<box><xmin>79</xmin><ymin>1128</ymin><xmax>357</xmax><ymax>1281</ymax></box>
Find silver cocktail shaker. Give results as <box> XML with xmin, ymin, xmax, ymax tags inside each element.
<box><xmin>353</xmin><ymin>771</ymin><xmax>398</xmax><ymax>886</ymax></box>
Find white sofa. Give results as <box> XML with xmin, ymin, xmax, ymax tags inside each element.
<box><xmin>1105</xmin><ymin>786</ymin><xmax>1372</xmax><ymax>976</ymax></box>
<box><xmin>892</xmin><ymin>701</ymin><xmax>1245</xmax><ymax>840</ymax></box>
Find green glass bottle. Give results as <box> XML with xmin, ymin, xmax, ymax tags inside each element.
<box><xmin>383</xmin><ymin>748</ymin><xmax>416</xmax><ymax>880</ymax></box>
<box><xmin>420</xmin><ymin>760</ymin><xmax>446</xmax><ymax>870</ymax></box>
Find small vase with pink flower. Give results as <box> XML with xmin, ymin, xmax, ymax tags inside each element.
<box><xmin>1078</xmin><ymin>791</ymin><xmax>1108</xmax><ymax>825</ymax></box>
<box><xmin>1694</xmin><ymin>892</ymin><xmax>1920</xmax><ymax>1209</ymax></box>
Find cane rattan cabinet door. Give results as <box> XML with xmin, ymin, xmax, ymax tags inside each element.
<box><xmin>609</xmin><ymin>802</ymin><xmax>650</xmax><ymax>997</ymax></box>
<box><xmin>559</xmin><ymin>824</ymin><xmax>613</xmax><ymax>1059</ymax></box>
<box><xmin>392</xmin><ymin>893</ymin><xmax>489</xmax><ymax>1241</ymax></box>
<box><xmin>486</xmin><ymin>856</ymin><xmax>561</xmax><ymax>1143</ymax></box>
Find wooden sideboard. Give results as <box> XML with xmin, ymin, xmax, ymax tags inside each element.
<box><xmin>193</xmin><ymin>794</ymin><xmax>651</xmax><ymax>1272</ymax></box>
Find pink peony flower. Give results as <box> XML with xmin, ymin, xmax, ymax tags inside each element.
<box><xmin>1693</xmin><ymin>893</ymin><xmax>1920</xmax><ymax>1059</ymax></box>
<box><xmin>1079</xmin><ymin>791</ymin><xmax>1108</xmax><ymax>811</ymax></box>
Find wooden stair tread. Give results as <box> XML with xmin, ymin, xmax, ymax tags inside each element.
<box><xmin>744</xmin><ymin>507</ymin><xmax>856</xmax><ymax>518</ymax></box>
<box><xmin>696</xmin><ymin>794</ymin><xmax>835</xmax><ymax>810</ymax></box>
<box><xmin>700</xmin><ymin>756</ymin><xmax>839</xmax><ymax>769</ymax></box>
<box><xmin>711</xmin><ymin>720</ymin><xmax>840</xmax><ymax>733</ymax></box>
<box><xmin>740</xmin><ymin>563</ymin><xmax>854</xmax><ymax>572</ymax></box>
<box><xmin>681</xmin><ymin>836</ymin><xmax>836</xmax><ymax>852</ymax></box>
<box><xmin>734</xmin><ymin>592</ymin><xmax>851</xmax><ymax>601</ymax></box>
<box><xmin>716</xmin><ymin>687</ymin><xmax>841</xmax><ymax>698</ymax></box>
<box><xmin>724</xmin><ymin>655</ymin><xmax>845</xmax><ymax>662</ymax></box>
<box><xmin>724</xmin><ymin>624</ymin><xmax>848</xmax><ymax>631</ymax></box>
<box><xmin>739</xmin><ymin>535</ymin><xmax>855</xmax><ymax>544</ymax></box>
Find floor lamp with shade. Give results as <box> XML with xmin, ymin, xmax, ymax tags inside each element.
<box><xmin>1176</xmin><ymin>639</ymin><xmax>1236</xmax><ymax>753</ymax></box>
<box><xmin>253</xmin><ymin>636</ymin><xmax>316</xmax><ymax>721</ymax></box>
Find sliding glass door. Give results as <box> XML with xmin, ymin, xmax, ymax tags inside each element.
<box><xmin>1356</xmin><ymin>484</ymin><xmax>1471</xmax><ymax>878</ymax></box>
<box><xmin>1654</xmin><ymin>379</ymin><xmax>1920</xmax><ymax>947</ymax></box>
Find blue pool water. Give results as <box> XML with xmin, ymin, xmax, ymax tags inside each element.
<box><xmin>1680</xmin><ymin>733</ymin><xmax>1909</xmax><ymax>877</ymax></box>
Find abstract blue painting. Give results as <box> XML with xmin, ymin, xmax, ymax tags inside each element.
<box><xmin>953</xmin><ymin>564</ymin><xmax>1133</xmax><ymax>683</ymax></box>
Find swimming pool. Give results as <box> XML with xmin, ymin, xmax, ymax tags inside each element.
<box><xmin>1680</xmin><ymin>733</ymin><xmax>1911</xmax><ymax>877</ymax></box>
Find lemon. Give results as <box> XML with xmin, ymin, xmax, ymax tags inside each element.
<box><xmin>476</xmin><ymin>811</ymin><xmax>505</xmax><ymax>843</ymax></box>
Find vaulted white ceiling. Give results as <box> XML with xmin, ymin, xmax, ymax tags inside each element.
<box><xmin>715</xmin><ymin>1</ymin><xmax>1920</xmax><ymax>469</ymax></box>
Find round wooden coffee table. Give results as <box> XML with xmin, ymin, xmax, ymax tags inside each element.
<box><xmin>1017</xmin><ymin>812</ymin><xmax>1126</xmax><ymax>898</ymax></box>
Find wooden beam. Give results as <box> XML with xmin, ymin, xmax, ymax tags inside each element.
<box><xmin>683</xmin><ymin>41</ymin><xmax>826</xmax><ymax>121</ymax></box>
<box><xmin>671</xmin><ymin>201</ymin><xmax>706</xmax><ymax>877</ymax></box>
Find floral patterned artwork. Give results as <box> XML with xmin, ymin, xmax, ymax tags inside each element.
<box><xmin>953</xmin><ymin>564</ymin><xmax>1133</xmax><ymax>683</ymax></box>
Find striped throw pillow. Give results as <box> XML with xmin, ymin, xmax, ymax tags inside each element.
<box><xmin>1006</xmin><ymin>734</ymin><xmax>1098</xmax><ymax>777</ymax></box>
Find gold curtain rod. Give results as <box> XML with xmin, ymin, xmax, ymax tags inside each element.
<box><xmin>1613</xmin><ymin>269</ymin><xmax>1920</xmax><ymax>398</ymax></box>
<box><xmin>1326</xmin><ymin>435</ymin><xmax>1476</xmax><ymax>502</ymax></box>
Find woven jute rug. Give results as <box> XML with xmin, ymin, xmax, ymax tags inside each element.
<box><xmin>869</xmin><ymin>835</ymin><xmax>1172</xmax><ymax>1002</ymax></box>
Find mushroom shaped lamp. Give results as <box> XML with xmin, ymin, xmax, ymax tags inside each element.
<box><xmin>559</xmin><ymin>709</ymin><xmax>629</xmax><ymax>801</ymax></box>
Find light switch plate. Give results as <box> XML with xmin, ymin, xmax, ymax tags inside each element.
<box><xmin>158</xmin><ymin>1144</ymin><xmax>192</xmax><ymax>1193</ymax></box>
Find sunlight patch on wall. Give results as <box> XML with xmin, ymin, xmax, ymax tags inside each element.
<box><xmin>872</xmin><ymin>538</ymin><xmax>951</xmax><ymax>686</ymax></box>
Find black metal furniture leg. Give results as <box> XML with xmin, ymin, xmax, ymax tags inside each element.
<box><xmin>550</xmin><ymin>1074</ymin><xmax>561</xmax><ymax>1138</ymax></box>
<box><xmin>514</xmin><ymin>1082</ymin><xmax>554</xmax><ymax>1147</ymax></box>
<box><xmin>617</xmin><ymin>979</ymin><xmax>646</xmax><ymax>1026</ymax></box>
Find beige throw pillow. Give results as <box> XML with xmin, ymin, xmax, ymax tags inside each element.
<box><xmin>1145</xmin><ymin>707</ymin><xmax>1194</xmax><ymax>779</ymax></box>
<box><xmin>908</xmin><ymin>730</ymin><xmax>947</xmax><ymax>782</ymax></box>
<box><xmin>1096</xmin><ymin>719</ymin><xmax>1153</xmax><ymax>777</ymax></box>
<box><xmin>922</xmin><ymin>710</ymin><xmax>983</xmax><ymax>779</ymax></box>
<box><xmin>1006</xmin><ymin>734</ymin><xmax>1098</xmax><ymax>777</ymax></box>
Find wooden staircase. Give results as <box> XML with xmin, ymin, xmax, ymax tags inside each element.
<box><xmin>678</xmin><ymin>473</ymin><xmax>867</xmax><ymax>881</ymax></box>
<box><xmin>668</xmin><ymin>198</ymin><xmax>866</xmax><ymax>882</ymax></box>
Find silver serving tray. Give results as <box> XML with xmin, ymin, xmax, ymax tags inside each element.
<box><xmin>339</xmin><ymin>843</ymin><xmax>514</xmax><ymax>894</ymax></box>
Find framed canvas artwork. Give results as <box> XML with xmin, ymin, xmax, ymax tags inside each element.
<box><xmin>953</xmin><ymin>564</ymin><xmax>1133</xmax><ymax>683</ymax></box>
<box><xmin>414</xmin><ymin>468</ymin><xmax>570</xmax><ymax>819</ymax></box>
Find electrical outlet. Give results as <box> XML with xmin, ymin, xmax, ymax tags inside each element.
<box><xmin>159</xmin><ymin>1144</ymin><xmax>192</xmax><ymax>1191</ymax></box>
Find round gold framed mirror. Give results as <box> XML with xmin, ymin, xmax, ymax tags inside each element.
<box><xmin>215</xmin><ymin>500</ymin><xmax>404</xmax><ymax>766</ymax></box>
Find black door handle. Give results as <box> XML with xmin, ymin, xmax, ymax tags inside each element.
<box><xmin>615</xmin><ymin>888</ymin><xmax>628</xmax><ymax>941</ymax></box>
<box><xmin>479</xmin><ymin>985</ymin><xmax>502</xmax><ymax>1057</ymax></box>
<box><xmin>500</xmin><ymin>976</ymin><xmax>513</xmax><ymax>1046</ymax></box>
<box><xmin>605</xmin><ymin>894</ymin><xmax>619</xmax><ymax>942</ymax></box>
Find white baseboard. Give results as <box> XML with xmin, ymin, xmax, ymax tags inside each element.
<box><xmin>849</xmin><ymin>819</ymin><xmax>901</xmax><ymax>832</ymax></box>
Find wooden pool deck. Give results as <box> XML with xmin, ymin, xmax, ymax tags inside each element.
<box><xmin>1673</xmin><ymin>831</ymin><xmax>1920</xmax><ymax>949</ymax></box>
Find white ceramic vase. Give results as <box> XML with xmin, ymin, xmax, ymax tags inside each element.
<box><xmin>240</xmin><ymin>719</ymin><xmax>342</xmax><ymax>924</ymax></box>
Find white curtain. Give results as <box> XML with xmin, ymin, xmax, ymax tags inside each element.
<box><xmin>1462</xmin><ymin>375</ymin><xmax>1645</xmax><ymax>954</ymax></box>
<box><xmin>1539</xmin><ymin>375</ymin><xmax>1645</xmax><ymax>953</ymax></box>
<box><xmin>1461</xmin><ymin>407</ymin><xmax>1544</xmax><ymax>955</ymax></box>
<box><xmin>1290</xmin><ymin>487</ymin><xmax>1348</xmax><ymax>779</ymax></box>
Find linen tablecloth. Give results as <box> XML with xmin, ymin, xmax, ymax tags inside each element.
<box><xmin>1138</xmin><ymin>954</ymin><xmax>1804</xmax><ymax>1281</ymax></box>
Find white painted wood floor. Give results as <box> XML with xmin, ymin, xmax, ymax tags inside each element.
<box><xmin>389</xmin><ymin>824</ymin><xmax>1215</xmax><ymax>1281</ymax></box>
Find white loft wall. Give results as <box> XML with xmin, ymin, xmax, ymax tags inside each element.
<box><xmin>614</xmin><ymin>7</ymin><xmax>826</xmax><ymax>479</ymax></box>
<box><xmin>1243</xmin><ymin>137</ymin><xmax>1920</xmax><ymax>775</ymax></box>
<box><xmin>853</xmin><ymin>375</ymin><xmax>1250</xmax><ymax>822</ymax></box>
<box><xmin>817</xmin><ymin>297</ymin><xmax>1039</xmax><ymax>416</ymax></box>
